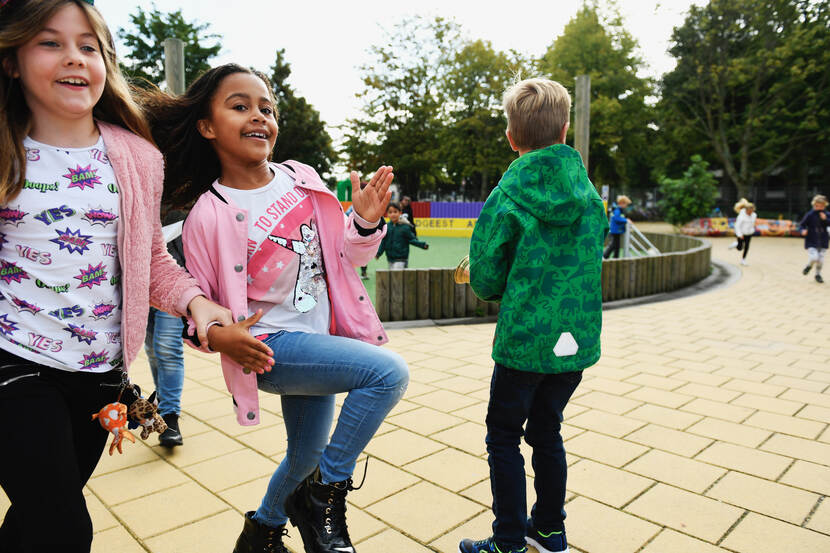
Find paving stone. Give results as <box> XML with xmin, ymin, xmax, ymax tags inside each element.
<box><xmin>806</xmin><ymin>498</ymin><xmax>830</xmax><ymax>535</ymax></box>
<box><xmin>409</xmin><ymin>388</ymin><xmax>480</xmax><ymax>411</ymax></box>
<box><xmin>565</xmin><ymin>431</ymin><xmax>648</xmax><ymax>467</ymax></box>
<box><xmin>680</xmin><ymin>397</ymin><xmax>754</xmax><ymax>422</ymax></box>
<box><xmin>625</xmin><ymin>373</ymin><xmax>685</xmax><ymax>391</ymax></box>
<box><xmin>431</xmin><ymin>375</ymin><xmax>489</xmax><ymax>394</ymax></box>
<box><xmin>567</xmin><ymin>409</ymin><xmax>646</xmax><ymax>438</ymax></box>
<box><xmin>182</xmin><ymin>448</ymin><xmax>276</xmax><ymax>491</ymax></box>
<box><xmin>780</xmin><ymin>460</ymin><xmax>830</xmax><ymax>496</ymax></box>
<box><xmin>403</xmin><ymin>448</ymin><xmax>490</xmax><ymax>492</ymax></box>
<box><xmin>625</xmin><ymin>424</ymin><xmax>713</xmax><ymax>458</ymax></box>
<box><xmin>721</xmin><ymin>377</ymin><xmax>786</xmax><ymax>396</ymax></box>
<box><xmin>625</xmin><ymin>449</ymin><xmax>726</xmax><ymax>493</ymax></box>
<box><xmin>566</xmin><ymin>459</ymin><xmax>654</xmax><ymax>508</ymax></box>
<box><xmin>626</xmin><ymin>483</ymin><xmax>743</xmax><ymax>543</ymax></box>
<box><xmin>731</xmin><ymin>392</ymin><xmax>804</xmax><ymax>415</ymax></box>
<box><xmin>363</xmin><ymin>428</ymin><xmax>445</xmax><ymax>466</ymax></box>
<box><xmin>151</xmin><ymin>430</ymin><xmax>244</xmax><ymax>468</ymax></box>
<box><xmin>626</xmin><ymin>403</ymin><xmax>702</xmax><ymax>430</ymax></box>
<box><xmin>674</xmin><ymin>382</ymin><xmax>742</xmax><ymax>403</ymax></box>
<box><xmin>91</xmin><ymin>526</ymin><xmax>146</xmax><ymax>553</ymax></box>
<box><xmin>93</xmin><ymin>439</ymin><xmax>162</xmax><ymax>476</ymax></box>
<box><xmin>639</xmin><ymin>528</ymin><xmax>724</xmax><ymax>553</ymax></box>
<box><xmin>430</xmin><ymin>511</ymin><xmax>493</xmax><ymax>553</ymax></box>
<box><xmin>348</xmin><ymin>458</ymin><xmax>420</xmax><ymax>508</ymax></box>
<box><xmin>579</xmin><ymin>376</ymin><xmax>640</xmax><ymax>395</ymax></box>
<box><xmin>761</xmin><ymin>434</ymin><xmax>830</xmax><ymax>466</ymax></box>
<box><xmin>745</xmin><ymin>410</ymin><xmax>825</xmax><ymax>439</ymax></box>
<box><xmin>767</xmin><ymin>374</ymin><xmax>828</xmax><ymax>393</ymax></box>
<box><xmin>386</xmin><ymin>405</ymin><xmax>464</xmax><ymax>435</ymax></box>
<box><xmin>111</xmin><ymin>482</ymin><xmax>229</xmax><ymax>539</ymax></box>
<box><xmin>625</xmin><ymin>386</ymin><xmax>694</xmax><ymax>409</ymax></box>
<box><xmin>796</xmin><ymin>404</ymin><xmax>830</xmax><ymax>424</ymax></box>
<box><xmin>687</xmin><ymin>417</ymin><xmax>772</xmax><ymax>448</ymax></box>
<box><xmin>430</xmin><ymin>421</ymin><xmax>488</xmax><ymax>457</ymax></box>
<box><xmin>566</xmin><ymin>496</ymin><xmax>660</xmax><ymax>553</ymax></box>
<box><xmin>357</xmin><ymin>528</ymin><xmax>433</xmax><ymax>552</ymax></box>
<box><xmin>721</xmin><ymin>512</ymin><xmax>830</xmax><ymax>553</ymax></box>
<box><xmin>570</xmin><ymin>390</ymin><xmax>642</xmax><ymax>414</ymax></box>
<box><xmin>143</xmin><ymin>509</ymin><xmax>239</xmax><ymax>553</ymax></box>
<box><xmin>707</xmin><ymin>471</ymin><xmax>819</xmax><ymax>524</ymax></box>
<box><xmin>365</xmin><ymin>481</ymin><xmax>484</xmax><ymax>543</ymax></box>
<box><xmin>235</xmin><ymin>421</ymin><xmax>288</xmax><ymax>457</ymax></box>
<box><xmin>85</xmin><ymin>491</ymin><xmax>119</xmax><ymax>533</ymax></box>
<box><xmin>779</xmin><ymin>388</ymin><xmax>830</xmax><ymax>409</ymax></box>
<box><xmin>87</xmin><ymin>459</ymin><xmax>190</xmax><ymax>505</ymax></box>
<box><xmin>217</xmin><ymin>475</ymin><xmax>272</xmax><ymax>513</ymax></box>
<box><xmin>695</xmin><ymin>442</ymin><xmax>792</xmax><ymax>480</ymax></box>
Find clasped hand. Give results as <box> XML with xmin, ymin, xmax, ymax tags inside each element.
<box><xmin>207</xmin><ymin>309</ymin><xmax>274</xmax><ymax>374</ymax></box>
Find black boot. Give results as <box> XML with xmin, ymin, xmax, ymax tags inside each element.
<box><xmin>159</xmin><ymin>413</ymin><xmax>183</xmax><ymax>447</ymax></box>
<box><xmin>233</xmin><ymin>511</ymin><xmax>290</xmax><ymax>553</ymax></box>
<box><xmin>285</xmin><ymin>468</ymin><xmax>355</xmax><ymax>553</ymax></box>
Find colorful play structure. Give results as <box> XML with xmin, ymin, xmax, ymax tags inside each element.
<box><xmin>681</xmin><ymin>217</ymin><xmax>801</xmax><ymax>237</ymax></box>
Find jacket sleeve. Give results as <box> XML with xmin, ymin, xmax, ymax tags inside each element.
<box><xmin>145</xmin><ymin>153</ymin><xmax>203</xmax><ymax>316</ymax></box>
<box><xmin>469</xmin><ymin>191</ymin><xmax>514</xmax><ymax>302</ymax></box>
<box><xmin>610</xmin><ymin>207</ymin><xmax>627</xmax><ymax>226</ymax></box>
<box><xmin>180</xmin><ymin>208</ymin><xmax>221</xmax><ymax>350</ymax></box>
<box><xmin>404</xmin><ymin>225</ymin><xmax>428</xmax><ymax>249</ymax></box>
<box><xmin>343</xmin><ymin>211</ymin><xmax>387</xmax><ymax>267</ymax></box>
<box><xmin>735</xmin><ymin>210</ymin><xmax>746</xmax><ymax>237</ymax></box>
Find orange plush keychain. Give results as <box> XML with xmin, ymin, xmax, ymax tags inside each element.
<box><xmin>92</xmin><ymin>401</ymin><xmax>135</xmax><ymax>455</ymax></box>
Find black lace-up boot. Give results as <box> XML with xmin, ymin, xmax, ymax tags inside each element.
<box><xmin>285</xmin><ymin>468</ymin><xmax>356</xmax><ymax>553</ymax></box>
<box><xmin>233</xmin><ymin>511</ymin><xmax>290</xmax><ymax>553</ymax></box>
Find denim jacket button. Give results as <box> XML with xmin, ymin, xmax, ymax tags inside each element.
<box><xmin>234</xmin><ymin>264</ymin><xmax>244</xmax><ymax>272</ymax></box>
<box><xmin>236</xmin><ymin>213</ymin><xmax>245</xmax><ymax>221</ymax></box>
<box><xmin>246</xmin><ymin>411</ymin><xmax>256</xmax><ymax>420</ymax></box>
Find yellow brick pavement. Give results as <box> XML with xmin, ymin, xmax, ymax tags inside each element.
<box><xmin>2</xmin><ymin>227</ymin><xmax>829</xmax><ymax>552</ymax></box>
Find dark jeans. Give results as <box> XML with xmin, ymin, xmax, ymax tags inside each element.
<box><xmin>0</xmin><ymin>349</ymin><xmax>121</xmax><ymax>553</ymax></box>
<box><xmin>485</xmin><ymin>363</ymin><xmax>582</xmax><ymax>549</ymax></box>
<box><xmin>603</xmin><ymin>233</ymin><xmax>622</xmax><ymax>259</ymax></box>
<box><xmin>737</xmin><ymin>235</ymin><xmax>751</xmax><ymax>259</ymax></box>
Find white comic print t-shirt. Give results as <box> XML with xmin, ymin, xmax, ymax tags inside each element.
<box><xmin>214</xmin><ymin>164</ymin><xmax>330</xmax><ymax>336</ymax></box>
<box><xmin>0</xmin><ymin>136</ymin><xmax>122</xmax><ymax>373</ymax></box>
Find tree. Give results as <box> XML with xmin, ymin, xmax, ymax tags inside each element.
<box><xmin>538</xmin><ymin>2</ymin><xmax>656</xmax><ymax>193</ymax></box>
<box><xmin>658</xmin><ymin>155</ymin><xmax>719</xmax><ymax>226</ymax></box>
<box><xmin>659</xmin><ymin>0</ymin><xmax>830</xmax><ymax>200</ymax></box>
<box><xmin>344</xmin><ymin>17</ymin><xmax>463</xmax><ymax>198</ymax></box>
<box><xmin>441</xmin><ymin>40</ymin><xmax>529</xmax><ymax>199</ymax></box>
<box><xmin>268</xmin><ymin>49</ymin><xmax>337</xmax><ymax>179</ymax></box>
<box><xmin>117</xmin><ymin>7</ymin><xmax>221</xmax><ymax>87</ymax></box>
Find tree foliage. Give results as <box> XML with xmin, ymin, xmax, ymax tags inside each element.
<box><xmin>538</xmin><ymin>2</ymin><xmax>655</xmax><ymax>193</ymax></box>
<box><xmin>658</xmin><ymin>0</ymin><xmax>830</xmax><ymax>200</ymax></box>
<box><xmin>117</xmin><ymin>7</ymin><xmax>221</xmax><ymax>87</ymax></box>
<box><xmin>268</xmin><ymin>49</ymin><xmax>337</xmax><ymax>179</ymax></box>
<box><xmin>658</xmin><ymin>155</ymin><xmax>719</xmax><ymax>226</ymax></box>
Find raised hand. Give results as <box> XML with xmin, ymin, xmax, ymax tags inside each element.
<box><xmin>206</xmin><ymin>309</ymin><xmax>274</xmax><ymax>374</ymax></box>
<box><xmin>350</xmin><ymin>166</ymin><xmax>393</xmax><ymax>223</ymax></box>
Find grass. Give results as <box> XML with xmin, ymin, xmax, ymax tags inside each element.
<box><xmin>356</xmin><ymin>235</ymin><xmax>471</xmax><ymax>305</ymax></box>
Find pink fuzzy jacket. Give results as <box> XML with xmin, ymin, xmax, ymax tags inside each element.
<box><xmin>98</xmin><ymin>122</ymin><xmax>203</xmax><ymax>370</ymax></box>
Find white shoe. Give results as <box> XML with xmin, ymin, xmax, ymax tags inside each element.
<box><xmin>727</xmin><ymin>241</ymin><xmax>738</xmax><ymax>249</ymax></box>
<box><xmin>740</xmin><ymin>259</ymin><xmax>748</xmax><ymax>266</ymax></box>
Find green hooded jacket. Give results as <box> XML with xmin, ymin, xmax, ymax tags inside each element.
<box><xmin>469</xmin><ymin>144</ymin><xmax>608</xmax><ymax>374</ymax></box>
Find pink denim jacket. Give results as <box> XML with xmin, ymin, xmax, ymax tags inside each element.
<box><xmin>182</xmin><ymin>161</ymin><xmax>388</xmax><ymax>426</ymax></box>
<box><xmin>98</xmin><ymin>122</ymin><xmax>203</xmax><ymax>370</ymax></box>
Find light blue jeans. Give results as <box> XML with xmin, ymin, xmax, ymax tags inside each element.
<box><xmin>253</xmin><ymin>331</ymin><xmax>408</xmax><ymax>527</ymax></box>
<box><xmin>144</xmin><ymin>307</ymin><xmax>185</xmax><ymax>416</ymax></box>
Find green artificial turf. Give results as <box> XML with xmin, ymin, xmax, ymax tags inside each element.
<box><xmin>356</xmin><ymin>235</ymin><xmax>471</xmax><ymax>306</ymax></box>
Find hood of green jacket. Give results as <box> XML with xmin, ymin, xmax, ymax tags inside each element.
<box><xmin>499</xmin><ymin>144</ymin><xmax>594</xmax><ymax>227</ymax></box>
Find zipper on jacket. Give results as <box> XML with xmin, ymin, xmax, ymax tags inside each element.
<box><xmin>0</xmin><ymin>372</ymin><xmax>39</xmax><ymax>387</ymax></box>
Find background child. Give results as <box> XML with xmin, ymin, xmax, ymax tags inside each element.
<box><xmin>375</xmin><ymin>201</ymin><xmax>429</xmax><ymax>269</ymax></box>
<box><xmin>800</xmin><ymin>194</ymin><xmax>829</xmax><ymax>283</ymax></box>
<box><xmin>143</xmin><ymin>208</ymin><xmax>188</xmax><ymax>447</ymax></box>
<box><xmin>461</xmin><ymin>78</ymin><xmax>608</xmax><ymax>553</ymax></box>
<box><xmin>603</xmin><ymin>195</ymin><xmax>631</xmax><ymax>259</ymax></box>
<box><xmin>141</xmin><ymin>64</ymin><xmax>408</xmax><ymax>553</ymax></box>
<box><xmin>732</xmin><ymin>198</ymin><xmax>757</xmax><ymax>266</ymax></box>
<box><xmin>0</xmin><ymin>2</ymin><xmax>229</xmax><ymax>551</ymax></box>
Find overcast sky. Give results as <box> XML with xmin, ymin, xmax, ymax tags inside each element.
<box><xmin>97</xmin><ymin>1</ymin><xmax>704</xmax><ymax>174</ymax></box>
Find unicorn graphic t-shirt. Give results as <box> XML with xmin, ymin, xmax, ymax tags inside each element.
<box><xmin>214</xmin><ymin>164</ymin><xmax>330</xmax><ymax>336</ymax></box>
<box><xmin>0</xmin><ymin>136</ymin><xmax>122</xmax><ymax>373</ymax></box>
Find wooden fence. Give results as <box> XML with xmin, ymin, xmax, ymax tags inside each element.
<box><xmin>374</xmin><ymin>232</ymin><xmax>711</xmax><ymax>322</ymax></box>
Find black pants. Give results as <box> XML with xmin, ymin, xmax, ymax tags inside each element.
<box><xmin>485</xmin><ymin>364</ymin><xmax>582</xmax><ymax>549</ymax></box>
<box><xmin>603</xmin><ymin>233</ymin><xmax>622</xmax><ymax>259</ymax></box>
<box><xmin>736</xmin><ymin>235</ymin><xmax>751</xmax><ymax>259</ymax></box>
<box><xmin>0</xmin><ymin>350</ymin><xmax>121</xmax><ymax>553</ymax></box>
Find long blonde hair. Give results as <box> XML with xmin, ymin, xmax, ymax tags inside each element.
<box><xmin>0</xmin><ymin>0</ymin><xmax>152</xmax><ymax>204</ymax></box>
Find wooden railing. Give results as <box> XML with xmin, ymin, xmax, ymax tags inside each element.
<box><xmin>375</xmin><ymin>232</ymin><xmax>711</xmax><ymax>322</ymax></box>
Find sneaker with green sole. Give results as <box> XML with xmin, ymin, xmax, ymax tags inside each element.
<box><xmin>458</xmin><ymin>536</ymin><xmax>527</xmax><ymax>553</ymax></box>
<box><xmin>525</xmin><ymin>518</ymin><xmax>568</xmax><ymax>553</ymax></box>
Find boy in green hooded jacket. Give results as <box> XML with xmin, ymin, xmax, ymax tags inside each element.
<box><xmin>459</xmin><ymin>79</ymin><xmax>608</xmax><ymax>553</ymax></box>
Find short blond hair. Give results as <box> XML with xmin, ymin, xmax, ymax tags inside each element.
<box><xmin>503</xmin><ymin>78</ymin><xmax>571</xmax><ymax>151</ymax></box>
<box><xmin>616</xmin><ymin>195</ymin><xmax>631</xmax><ymax>205</ymax></box>
<box><xmin>812</xmin><ymin>194</ymin><xmax>828</xmax><ymax>206</ymax></box>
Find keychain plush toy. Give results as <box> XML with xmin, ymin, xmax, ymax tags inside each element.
<box><xmin>92</xmin><ymin>402</ymin><xmax>136</xmax><ymax>455</ymax></box>
<box><xmin>127</xmin><ymin>390</ymin><xmax>167</xmax><ymax>440</ymax></box>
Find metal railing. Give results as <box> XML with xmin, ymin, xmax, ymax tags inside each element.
<box><xmin>622</xmin><ymin>222</ymin><xmax>661</xmax><ymax>258</ymax></box>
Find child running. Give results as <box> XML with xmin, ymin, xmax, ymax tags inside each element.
<box><xmin>732</xmin><ymin>198</ymin><xmax>757</xmax><ymax>266</ymax></box>
<box><xmin>602</xmin><ymin>195</ymin><xmax>630</xmax><ymax>259</ymax></box>
<box><xmin>0</xmin><ymin>2</ymin><xmax>230</xmax><ymax>551</ymax></box>
<box><xmin>140</xmin><ymin>64</ymin><xmax>409</xmax><ymax>553</ymax></box>
<box><xmin>800</xmin><ymin>194</ymin><xmax>829</xmax><ymax>283</ymax></box>
<box><xmin>375</xmin><ymin>201</ymin><xmax>429</xmax><ymax>269</ymax></box>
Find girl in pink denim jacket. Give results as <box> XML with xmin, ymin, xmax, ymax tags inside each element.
<box><xmin>143</xmin><ymin>64</ymin><xmax>409</xmax><ymax>553</ymax></box>
<box><xmin>0</xmin><ymin>2</ymin><xmax>231</xmax><ymax>551</ymax></box>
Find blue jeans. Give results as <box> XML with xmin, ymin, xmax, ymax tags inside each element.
<box><xmin>144</xmin><ymin>307</ymin><xmax>185</xmax><ymax>416</ymax></box>
<box><xmin>486</xmin><ymin>363</ymin><xmax>582</xmax><ymax>549</ymax></box>
<box><xmin>253</xmin><ymin>331</ymin><xmax>408</xmax><ymax>527</ymax></box>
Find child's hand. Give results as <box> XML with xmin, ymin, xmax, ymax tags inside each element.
<box><xmin>820</xmin><ymin>212</ymin><xmax>827</xmax><ymax>220</ymax></box>
<box><xmin>207</xmin><ymin>310</ymin><xmax>274</xmax><ymax>374</ymax></box>
<box><xmin>351</xmin><ymin>166</ymin><xmax>393</xmax><ymax>223</ymax></box>
<box><xmin>802</xmin><ymin>230</ymin><xmax>808</xmax><ymax>236</ymax></box>
<box><xmin>187</xmin><ymin>295</ymin><xmax>234</xmax><ymax>348</ymax></box>
<box><xmin>424</xmin><ymin>243</ymin><xmax>429</xmax><ymax>250</ymax></box>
